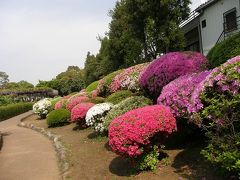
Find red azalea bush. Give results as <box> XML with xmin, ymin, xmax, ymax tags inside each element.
<box><xmin>70</xmin><ymin>102</ymin><xmax>95</xmax><ymax>123</ymax></box>
<box><xmin>140</xmin><ymin>52</ymin><xmax>208</xmax><ymax>98</ymax></box>
<box><xmin>110</xmin><ymin>63</ymin><xmax>149</xmax><ymax>93</ymax></box>
<box><xmin>66</xmin><ymin>96</ymin><xmax>90</xmax><ymax>111</ymax></box>
<box><xmin>109</xmin><ymin>105</ymin><xmax>177</xmax><ymax>157</ymax></box>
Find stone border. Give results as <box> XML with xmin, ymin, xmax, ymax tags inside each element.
<box><xmin>18</xmin><ymin>115</ymin><xmax>69</xmax><ymax>180</ymax></box>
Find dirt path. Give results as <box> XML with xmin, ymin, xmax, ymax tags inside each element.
<box><xmin>0</xmin><ymin>112</ymin><xmax>60</xmax><ymax>180</ymax></box>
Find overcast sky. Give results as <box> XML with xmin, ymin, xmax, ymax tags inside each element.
<box><xmin>0</xmin><ymin>0</ymin><xmax>207</xmax><ymax>85</ymax></box>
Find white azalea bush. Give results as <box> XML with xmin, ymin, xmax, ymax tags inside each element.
<box><xmin>33</xmin><ymin>98</ymin><xmax>52</xmax><ymax>119</ymax></box>
<box><xmin>86</xmin><ymin>103</ymin><xmax>113</xmax><ymax>133</ymax></box>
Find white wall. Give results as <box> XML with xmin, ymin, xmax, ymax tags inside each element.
<box><xmin>199</xmin><ymin>0</ymin><xmax>240</xmax><ymax>55</ymax></box>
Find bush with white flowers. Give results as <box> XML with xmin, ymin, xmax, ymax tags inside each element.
<box><xmin>33</xmin><ymin>98</ymin><xmax>52</xmax><ymax>119</ymax></box>
<box><xmin>86</xmin><ymin>103</ymin><xmax>113</xmax><ymax>133</ymax></box>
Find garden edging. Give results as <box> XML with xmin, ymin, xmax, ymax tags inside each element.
<box><xmin>18</xmin><ymin>114</ymin><xmax>69</xmax><ymax>180</ymax></box>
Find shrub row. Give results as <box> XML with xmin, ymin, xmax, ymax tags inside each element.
<box><xmin>0</xmin><ymin>102</ymin><xmax>33</xmax><ymax>121</ymax></box>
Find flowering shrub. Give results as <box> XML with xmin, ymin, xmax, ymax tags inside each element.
<box><xmin>54</xmin><ymin>95</ymin><xmax>71</xmax><ymax>110</ymax></box>
<box><xmin>50</xmin><ymin>97</ymin><xmax>62</xmax><ymax>109</ymax></box>
<box><xmin>140</xmin><ymin>52</ymin><xmax>207</xmax><ymax>97</ymax></box>
<box><xmin>70</xmin><ymin>102</ymin><xmax>95</xmax><ymax>124</ymax></box>
<box><xmin>190</xmin><ymin>56</ymin><xmax>240</xmax><ymax>120</ymax></box>
<box><xmin>54</xmin><ymin>99</ymin><xmax>67</xmax><ymax>110</ymax></box>
<box><xmin>96</xmin><ymin>70</ymin><xmax>123</xmax><ymax>96</ymax></box>
<box><xmin>103</xmin><ymin>96</ymin><xmax>152</xmax><ymax>131</ymax></box>
<box><xmin>85</xmin><ymin>103</ymin><xmax>113</xmax><ymax>133</ymax></box>
<box><xmin>33</xmin><ymin>98</ymin><xmax>52</xmax><ymax>119</ymax></box>
<box><xmin>66</xmin><ymin>96</ymin><xmax>89</xmax><ymax>111</ymax></box>
<box><xmin>109</xmin><ymin>105</ymin><xmax>176</xmax><ymax>170</ymax></box>
<box><xmin>110</xmin><ymin>63</ymin><xmax>149</xmax><ymax>92</ymax></box>
<box><xmin>157</xmin><ymin>71</ymin><xmax>210</xmax><ymax>118</ymax></box>
<box><xmin>189</xmin><ymin>56</ymin><xmax>240</xmax><ymax>175</ymax></box>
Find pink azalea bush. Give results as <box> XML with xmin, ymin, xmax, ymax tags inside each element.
<box><xmin>54</xmin><ymin>95</ymin><xmax>74</xmax><ymax>110</ymax></box>
<box><xmin>140</xmin><ymin>52</ymin><xmax>208</xmax><ymax>97</ymax></box>
<box><xmin>110</xmin><ymin>63</ymin><xmax>149</xmax><ymax>93</ymax></box>
<box><xmin>96</xmin><ymin>70</ymin><xmax>123</xmax><ymax>96</ymax></box>
<box><xmin>157</xmin><ymin>71</ymin><xmax>210</xmax><ymax>118</ymax></box>
<box><xmin>66</xmin><ymin>96</ymin><xmax>90</xmax><ymax>111</ymax></box>
<box><xmin>70</xmin><ymin>102</ymin><xmax>95</xmax><ymax>123</ymax></box>
<box><xmin>189</xmin><ymin>56</ymin><xmax>240</xmax><ymax>119</ymax></box>
<box><xmin>109</xmin><ymin>105</ymin><xmax>177</xmax><ymax>157</ymax></box>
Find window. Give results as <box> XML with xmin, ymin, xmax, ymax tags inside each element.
<box><xmin>202</xmin><ymin>20</ymin><xmax>206</xmax><ymax>28</ymax></box>
<box><xmin>224</xmin><ymin>8</ymin><xmax>237</xmax><ymax>32</ymax></box>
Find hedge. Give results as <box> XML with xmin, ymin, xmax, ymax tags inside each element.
<box><xmin>46</xmin><ymin>109</ymin><xmax>70</xmax><ymax>127</ymax></box>
<box><xmin>0</xmin><ymin>102</ymin><xmax>33</xmax><ymax>121</ymax></box>
<box><xmin>105</xmin><ymin>90</ymin><xmax>134</xmax><ymax>104</ymax></box>
<box><xmin>86</xmin><ymin>80</ymin><xmax>99</xmax><ymax>92</ymax></box>
<box><xmin>207</xmin><ymin>32</ymin><xmax>240</xmax><ymax>68</ymax></box>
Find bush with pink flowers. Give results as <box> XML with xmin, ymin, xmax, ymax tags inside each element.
<box><xmin>140</xmin><ymin>52</ymin><xmax>208</xmax><ymax>98</ymax></box>
<box><xmin>54</xmin><ymin>95</ymin><xmax>72</xmax><ymax>110</ymax></box>
<box><xmin>110</xmin><ymin>63</ymin><xmax>149</xmax><ymax>93</ymax></box>
<box><xmin>70</xmin><ymin>102</ymin><xmax>95</xmax><ymax>124</ymax></box>
<box><xmin>189</xmin><ymin>56</ymin><xmax>240</xmax><ymax>175</ymax></box>
<box><xmin>96</xmin><ymin>70</ymin><xmax>123</xmax><ymax>97</ymax></box>
<box><xmin>157</xmin><ymin>71</ymin><xmax>210</xmax><ymax>119</ymax></box>
<box><xmin>66</xmin><ymin>96</ymin><xmax>89</xmax><ymax>111</ymax></box>
<box><xmin>109</xmin><ymin>105</ymin><xmax>176</xmax><ymax>170</ymax></box>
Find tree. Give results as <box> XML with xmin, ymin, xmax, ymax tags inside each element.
<box><xmin>36</xmin><ymin>66</ymin><xmax>85</xmax><ymax>96</ymax></box>
<box><xmin>107</xmin><ymin>0</ymin><xmax>190</xmax><ymax>69</ymax></box>
<box><xmin>0</xmin><ymin>71</ymin><xmax>9</xmax><ymax>88</ymax></box>
<box><xmin>84</xmin><ymin>52</ymin><xmax>102</xmax><ymax>85</ymax></box>
<box><xmin>17</xmin><ymin>81</ymin><xmax>34</xmax><ymax>89</ymax></box>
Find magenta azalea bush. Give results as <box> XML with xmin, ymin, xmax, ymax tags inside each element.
<box><xmin>157</xmin><ymin>71</ymin><xmax>210</xmax><ymax>118</ymax></box>
<box><xmin>140</xmin><ymin>52</ymin><xmax>208</xmax><ymax>97</ymax></box>
<box><xmin>70</xmin><ymin>102</ymin><xmax>95</xmax><ymax>123</ymax></box>
<box><xmin>66</xmin><ymin>96</ymin><xmax>89</xmax><ymax>111</ymax></box>
<box><xmin>110</xmin><ymin>63</ymin><xmax>149</xmax><ymax>93</ymax></box>
<box><xmin>109</xmin><ymin>105</ymin><xmax>177</xmax><ymax>157</ymax></box>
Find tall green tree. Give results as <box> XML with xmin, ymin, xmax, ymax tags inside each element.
<box><xmin>107</xmin><ymin>0</ymin><xmax>190</xmax><ymax>68</ymax></box>
<box><xmin>36</xmin><ymin>66</ymin><xmax>85</xmax><ymax>96</ymax></box>
<box><xmin>0</xmin><ymin>71</ymin><xmax>9</xmax><ymax>88</ymax></box>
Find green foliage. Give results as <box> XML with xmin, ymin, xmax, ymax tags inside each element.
<box><xmin>36</xmin><ymin>66</ymin><xmax>85</xmax><ymax>96</ymax></box>
<box><xmin>107</xmin><ymin>0</ymin><xmax>190</xmax><ymax>69</ymax></box>
<box><xmin>135</xmin><ymin>145</ymin><xmax>159</xmax><ymax>171</ymax></box>
<box><xmin>0</xmin><ymin>95</ymin><xmax>15</xmax><ymax>106</ymax></box>
<box><xmin>197</xmin><ymin>59</ymin><xmax>240</xmax><ymax>175</ymax></box>
<box><xmin>0</xmin><ymin>71</ymin><xmax>9</xmax><ymax>88</ymax></box>
<box><xmin>50</xmin><ymin>97</ymin><xmax>62</xmax><ymax>109</ymax></box>
<box><xmin>89</xmin><ymin>97</ymin><xmax>105</xmax><ymax>104</ymax></box>
<box><xmin>86</xmin><ymin>80</ymin><xmax>99</xmax><ymax>92</ymax></box>
<box><xmin>0</xmin><ymin>102</ymin><xmax>33</xmax><ymax>121</ymax></box>
<box><xmin>105</xmin><ymin>90</ymin><xmax>134</xmax><ymax>104</ymax></box>
<box><xmin>103</xmin><ymin>96</ymin><xmax>152</xmax><ymax>130</ymax></box>
<box><xmin>207</xmin><ymin>32</ymin><xmax>240</xmax><ymax>68</ymax></box>
<box><xmin>97</xmin><ymin>70</ymin><xmax>123</xmax><ymax>97</ymax></box>
<box><xmin>46</xmin><ymin>109</ymin><xmax>70</xmax><ymax>127</ymax></box>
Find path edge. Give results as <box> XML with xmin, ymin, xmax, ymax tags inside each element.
<box><xmin>18</xmin><ymin>113</ymin><xmax>70</xmax><ymax>180</ymax></box>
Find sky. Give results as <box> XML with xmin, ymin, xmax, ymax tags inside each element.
<box><xmin>0</xmin><ymin>0</ymin><xmax>206</xmax><ymax>85</ymax></box>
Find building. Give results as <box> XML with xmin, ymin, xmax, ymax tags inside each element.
<box><xmin>181</xmin><ymin>0</ymin><xmax>240</xmax><ymax>55</ymax></box>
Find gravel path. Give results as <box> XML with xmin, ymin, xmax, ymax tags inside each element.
<box><xmin>0</xmin><ymin>112</ymin><xmax>60</xmax><ymax>180</ymax></box>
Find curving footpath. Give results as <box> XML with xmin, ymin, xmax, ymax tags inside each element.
<box><xmin>0</xmin><ymin>112</ymin><xmax>60</xmax><ymax>180</ymax></box>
